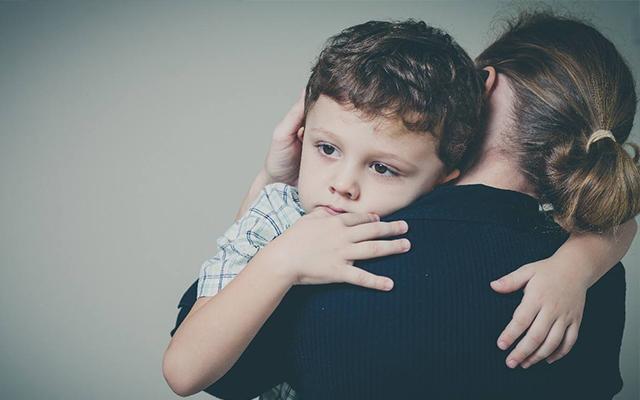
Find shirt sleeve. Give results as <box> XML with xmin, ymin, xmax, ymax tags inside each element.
<box><xmin>197</xmin><ymin>183</ymin><xmax>302</xmax><ymax>298</ymax></box>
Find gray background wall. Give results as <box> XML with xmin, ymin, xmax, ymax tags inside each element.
<box><xmin>0</xmin><ymin>1</ymin><xmax>637</xmax><ymax>399</ymax></box>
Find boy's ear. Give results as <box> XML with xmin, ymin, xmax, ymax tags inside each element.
<box><xmin>483</xmin><ymin>66</ymin><xmax>497</xmax><ymax>95</ymax></box>
<box><xmin>297</xmin><ymin>126</ymin><xmax>305</xmax><ymax>141</ymax></box>
<box><xmin>439</xmin><ymin>169</ymin><xmax>460</xmax><ymax>184</ymax></box>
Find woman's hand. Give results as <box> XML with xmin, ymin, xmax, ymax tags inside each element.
<box><xmin>263</xmin><ymin>89</ymin><xmax>306</xmax><ymax>186</ymax></box>
<box><xmin>490</xmin><ymin>258</ymin><xmax>587</xmax><ymax>368</ymax></box>
<box><xmin>267</xmin><ymin>209</ymin><xmax>410</xmax><ymax>291</ymax></box>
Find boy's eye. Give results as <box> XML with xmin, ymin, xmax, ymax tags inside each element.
<box><xmin>372</xmin><ymin>162</ymin><xmax>398</xmax><ymax>177</ymax></box>
<box><xmin>319</xmin><ymin>144</ymin><xmax>337</xmax><ymax>156</ymax></box>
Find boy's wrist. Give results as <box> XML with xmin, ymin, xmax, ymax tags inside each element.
<box><xmin>253</xmin><ymin>239</ymin><xmax>297</xmax><ymax>288</ymax></box>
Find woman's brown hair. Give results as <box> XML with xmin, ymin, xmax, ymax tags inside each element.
<box><xmin>476</xmin><ymin>11</ymin><xmax>640</xmax><ymax>232</ymax></box>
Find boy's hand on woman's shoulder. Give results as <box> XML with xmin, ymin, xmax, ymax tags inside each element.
<box><xmin>264</xmin><ymin>209</ymin><xmax>411</xmax><ymax>292</ymax></box>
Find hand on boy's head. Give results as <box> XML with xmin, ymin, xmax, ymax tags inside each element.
<box><xmin>263</xmin><ymin>90</ymin><xmax>306</xmax><ymax>185</ymax></box>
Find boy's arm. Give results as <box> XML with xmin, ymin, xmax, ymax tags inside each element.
<box><xmin>165</xmin><ymin>184</ymin><xmax>298</xmax><ymax>397</ymax></box>
<box><xmin>169</xmin><ymin>280</ymin><xmax>288</xmax><ymax>399</ymax></box>
<box><xmin>164</xmin><ymin>208</ymin><xmax>403</xmax><ymax>396</ymax></box>
<box><xmin>164</xmin><ymin>249</ymin><xmax>295</xmax><ymax>397</ymax></box>
<box><xmin>491</xmin><ymin>218</ymin><xmax>637</xmax><ymax>368</ymax></box>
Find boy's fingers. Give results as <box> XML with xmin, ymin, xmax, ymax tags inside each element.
<box><xmin>305</xmin><ymin>207</ymin><xmax>332</xmax><ymax>219</ymax></box>
<box><xmin>340</xmin><ymin>265</ymin><xmax>394</xmax><ymax>291</ymax></box>
<box><xmin>546</xmin><ymin>323</ymin><xmax>580</xmax><ymax>364</ymax></box>
<box><xmin>505</xmin><ymin>310</ymin><xmax>554</xmax><ymax>368</ymax></box>
<box><xmin>347</xmin><ymin>220</ymin><xmax>408</xmax><ymax>242</ymax></box>
<box><xmin>344</xmin><ymin>239</ymin><xmax>410</xmax><ymax>260</ymax></box>
<box><xmin>497</xmin><ymin>300</ymin><xmax>540</xmax><ymax>350</ymax></box>
<box><xmin>520</xmin><ymin>319</ymin><xmax>566</xmax><ymax>368</ymax></box>
<box><xmin>339</xmin><ymin>212</ymin><xmax>379</xmax><ymax>227</ymax></box>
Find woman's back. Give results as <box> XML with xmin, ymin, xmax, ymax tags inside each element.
<box><xmin>285</xmin><ymin>184</ymin><xmax>625</xmax><ymax>399</ymax></box>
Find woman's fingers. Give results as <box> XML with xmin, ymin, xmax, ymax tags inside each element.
<box><xmin>272</xmin><ymin>89</ymin><xmax>305</xmax><ymax>141</ymax></box>
<box><xmin>546</xmin><ymin>323</ymin><xmax>580</xmax><ymax>364</ymax></box>
<box><xmin>347</xmin><ymin>220</ymin><xmax>408</xmax><ymax>242</ymax></box>
<box><xmin>497</xmin><ymin>298</ymin><xmax>540</xmax><ymax>351</ymax></box>
<box><xmin>519</xmin><ymin>319</ymin><xmax>567</xmax><ymax>368</ymax></box>
<box><xmin>344</xmin><ymin>239</ymin><xmax>411</xmax><ymax>260</ymax></box>
<box><xmin>505</xmin><ymin>309</ymin><xmax>554</xmax><ymax>368</ymax></box>
<box><xmin>340</xmin><ymin>264</ymin><xmax>394</xmax><ymax>291</ymax></box>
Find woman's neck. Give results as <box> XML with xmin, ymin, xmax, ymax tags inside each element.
<box><xmin>457</xmin><ymin>72</ymin><xmax>538</xmax><ymax>200</ymax></box>
<box><xmin>455</xmin><ymin>148</ymin><xmax>538</xmax><ymax>200</ymax></box>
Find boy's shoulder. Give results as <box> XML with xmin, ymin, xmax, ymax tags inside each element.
<box><xmin>255</xmin><ymin>182</ymin><xmax>304</xmax><ymax>216</ymax></box>
<box><xmin>262</xmin><ymin>182</ymin><xmax>296</xmax><ymax>194</ymax></box>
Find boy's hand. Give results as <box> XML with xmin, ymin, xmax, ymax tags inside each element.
<box><xmin>263</xmin><ymin>89</ymin><xmax>305</xmax><ymax>186</ymax></box>
<box><xmin>490</xmin><ymin>258</ymin><xmax>587</xmax><ymax>368</ymax></box>
<box><xmin>267</xmin><ymin>209</ymin><xmax>410</xmax><ymax>291</ymax></box>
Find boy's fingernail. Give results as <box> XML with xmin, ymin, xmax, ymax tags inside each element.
<box><xmin>384</xmin><ymin>279</ymin><xmax>394</xmax><ymax>290</ymax></box>
<box><xmin>507</xmin><ymin>359</ymin><xmax>518</xmax><ymax>369</ymax></box>
<box><xmin>498</xmin><ymin>340</ymin><xmax>507</xmax><ymax>350</ymax></box>
<box><xmin>402</xmin><ymin>239</ymin><xmax>411</xmax><ymax>251</ymax></box>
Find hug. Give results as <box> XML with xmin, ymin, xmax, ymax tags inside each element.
<box><xmin>164</xmin><ymin>11</ymin><xmax>639</xmax><ymax>400</ymax></box>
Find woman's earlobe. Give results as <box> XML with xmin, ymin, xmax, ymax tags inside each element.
<box><xmin>440</xmin><ymin>169</ymin><xmax>461</xmax><ymax>184</ymax></box>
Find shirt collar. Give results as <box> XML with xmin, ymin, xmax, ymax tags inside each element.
<box><xmin>388</xmin><ymin>183</ymin><xmax>560</xmax><ymax>233</ymax></box>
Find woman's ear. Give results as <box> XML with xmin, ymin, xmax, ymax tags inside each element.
<box><xmin>483</xmin><ymin>66</ymin><xmax>497</xmax><ymax>95</ymax></box>
<box><xmin>297</xmin><ymin>126</ymin><xmax>305</xmax><ymax>141</ymax></box>
<box><xmin>439</xmin><ymin>169</ymin><xmax>460</xmax><ymax>185</ymax></box>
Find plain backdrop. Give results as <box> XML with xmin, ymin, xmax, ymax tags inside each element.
<box><xmin>0</xmin><ymin>1</ymin><xmax>638</xmax><ymax>399</ymax></box>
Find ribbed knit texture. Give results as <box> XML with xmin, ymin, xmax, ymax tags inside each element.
<box><xmin>283</xmin><ymin>185</ymin><xmax>625</xmax><ymax>399</ymax></box>
<box><xmin>174</xmin><ymin>184</ymin><xmax>625</xmax><ymax>400</ymax></box>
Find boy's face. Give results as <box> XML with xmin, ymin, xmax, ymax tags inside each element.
<box><xmin>297</xmin><ymin>95</ymin><xmax>458</xmax><ymax>217</ymax></box>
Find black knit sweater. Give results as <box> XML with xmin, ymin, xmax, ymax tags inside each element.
<box><xmin>171</xmin><ymin>184</ymin><xmax>625</xmax><ymax>400</ymax></box>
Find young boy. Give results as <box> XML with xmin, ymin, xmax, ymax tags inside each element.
<box><xmin>164</xmin><ymin>20</ymin><xmax>636</xmax><ymax>399</ymax></box>
<box><xmin>189</xmin><ymin>20</ymin><xmax>482</xmax><ymax>399</ymax></box>
<box><xmin>197</xmin><ymin>18</ymin><xmax>483</xmax><ymax>301</ymax></box>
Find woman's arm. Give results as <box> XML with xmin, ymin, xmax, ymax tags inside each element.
<box><xmin>235</xmin><ymin>90</ymin><xmax>305</xmax><ymax>220</ymax></box>
<box><xmin>163</xmin><ymin>211</ymin><xmax>408</xmax><ymax>396</ymax></box>
<box><xmin>491</xmin><ymin>218</ymin><xmax>637</xmax><ymax>368</ymax></box>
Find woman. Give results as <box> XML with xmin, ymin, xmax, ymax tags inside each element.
<box><xmin>167</xmin><ymin>12</ymin><xmax>638</xmax><ymax>399</ymax></box>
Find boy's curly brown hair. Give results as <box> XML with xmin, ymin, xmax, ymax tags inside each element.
<box><xmin>304</xmin><ymin>20</ymin><xmax>486</xmax><ymax>172</ymax></box>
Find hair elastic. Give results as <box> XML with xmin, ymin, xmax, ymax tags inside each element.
<box><xmin>586</xmin><ymin>129</ymin><xmax>616</xmax><ymax>152</ymax></box>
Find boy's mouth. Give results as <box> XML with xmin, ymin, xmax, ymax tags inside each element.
<box><xmin>318</xmin><ymin>205</ymin><xmax>346</xmax><ymax>215</ymax></box>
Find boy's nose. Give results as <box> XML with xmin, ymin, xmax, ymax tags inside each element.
<box><xmin>329</xmin><ymin>176</ymin><xmax>360</xmax><ymax>200</ymax></box>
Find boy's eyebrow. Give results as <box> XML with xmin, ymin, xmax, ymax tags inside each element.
<box><xmin>307</xmin><ymin>127</ymin><xmax>419</xmax><ymax>170</ymax></box>
<box><xmin>307</xmin><ymin>127</ymin><xmax>340</xmax><ymax>141</ymax></box>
